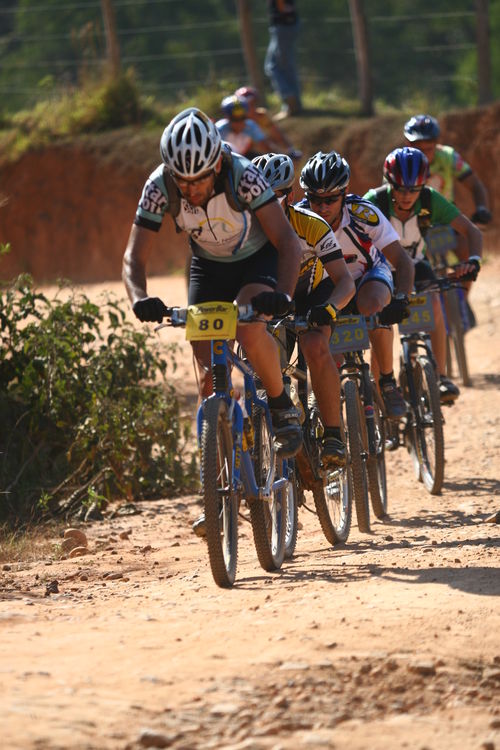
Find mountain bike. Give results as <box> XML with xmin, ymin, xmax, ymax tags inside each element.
<box><xmin>333</xmin><ymin>315</ymin><xmax>387</xmax><ymax>530</ymax></box>
<box><xmin>396</xmin><ymin>290</ymin><xmax>444</xmax><ymax>495</ymax></box>
<box><xmin>157</xmin><ymin>301</ymin><xmax>289</xmax><ymax>588</ymax></box>
<box><xmin>269</xmin><ymin>315</ymin><xmax>352</xmax><ymax>549</ymax></box>
<box><xmin>425</xmin><ymin>225</ymin><xmax>472</xmax><ymax>387</ymax></box>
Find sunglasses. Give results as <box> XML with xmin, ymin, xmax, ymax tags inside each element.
<box><xmin>392</xmin><ymin>183</ymin><xmax>422</xmax><ymax>194</ymax></box>
<box><xmin>172</xmin><ymin>170</ymin><xmax>215</xmax><ymax>190</ymax></box>
<box><xmin>275</xmin><ymin>187</ymin><xmax>292</xmax><ymax>199</ymax></box>
<box><xmin>307</xmin><ymin>192</ymin><xmax>343</xmax><ymax>205</ymax></box>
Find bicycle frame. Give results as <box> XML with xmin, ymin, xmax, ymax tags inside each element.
<box><xmin>195</xmin><ymin>338</ymin><xmax>288</xmax><ymax>504</ymax></box>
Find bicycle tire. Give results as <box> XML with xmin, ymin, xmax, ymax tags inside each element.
<box><xmin>308</xmin><ymin>397</ymin><xmax>352</xmax><ymax>545</ymax></box>
<box><xmin>284</xmin><ymin>459</ymin><xmax>299</xmax><ymax>559</ymax></box>
<box><xmin>200</xmin><ymin>397</ymin><xmax>238</xmax><ymax>588</ymax></box>
<box><xmin>367</xmin><ymin>387</ymin><xmax>388</xmax><ymax>519</ymax></box>
<box><xmin>344</xmin><ymin>379</ymin><xmax>370</xmax><ymax>533</ymax></box>
<box><xmin>446</xmin><ymin>289</ymin><xmax>471</xmax><ymax>387</ymax></box>
<box><xmin>398</xmin><ymin>361</ymin><xmax>422</xmax><ymax>483</ymax></box>
<box><xmin>415</xmin><ymin>357</ymin><xmax>445</xmax><ymax>495</ymax></box>
<box><xmin>249</xmin><ymin>402</ymin><xmax>287</xmax><ymax>572</ymax></box>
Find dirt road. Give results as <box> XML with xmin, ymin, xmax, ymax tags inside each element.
<box><xmin>1</xmin><ymin>257</ymin><xmax>499</xmax><ymax>750</ymax></box>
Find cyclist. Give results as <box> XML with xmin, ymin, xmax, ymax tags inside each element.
<box><xmin>298</xmin><ymin>151</ymin><xmax>415</xmax><ymax>421</ymax></box>
<box><xmin>235</xmin><ymin>86</ymin><xmax>302</xmax><ymax>161</ymax></box>
<box><xmin>215</xmin><ymin>95</ymin><xmax>273</xmax><ymax>160</ymax></box>
<box><xmin>404</xmin><ymin>114</ymin><xmax>490</xmax><ymax>329</ymax></box>
<box><xmin>253</xmin><ymin>152</ymin><xmax>355</xmax><ymax>466</ymax></box>
<box><xmin>403</xmin><ymin>114</ymin><xmax>491</xmax><ymax>222</ymax></box>
<box><xmin>364</xmin><ymin>146</ymin><xmax>483</xmax><ymax>404</ymax></box>
<box><xmin>122</xmin><ymin>107</ymin><xmax>304</xmax><ymax>459</ymax></box>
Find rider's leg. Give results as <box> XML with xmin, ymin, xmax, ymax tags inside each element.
<box><xmin>300</xmin><ymin>328</ymin><xmax>340</xmax><ymax>427</ymax></box>
<box><xmin>430</xmin><ymin>292</ymin><xmax>460</xmax><ymax>403</ymax></box>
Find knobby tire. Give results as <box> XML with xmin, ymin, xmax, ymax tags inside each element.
<box><xmin>415</xmin><ymin>357</ymin><xmax>445</xmax><ymax>495</ymax></box>
<box><xmin>344</xmin><ymin>379</ymin><xmax>370</xmax><ymax>533</ymax></box>
<box><xmin>367</xmin><ymin>387</ymin><xmax>388</xmax><ymax>519</ymax></box>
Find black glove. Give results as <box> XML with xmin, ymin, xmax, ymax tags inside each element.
<box><xmin>378</xmin><ymin>295</ymin><xmax>410</xmax><ymax>326</ymax></box>
<box><xmin>306</xmin><ymin>304</ymin><xmax>337</xmax><ymax>327</ymax></box>
<box><xmin>132</xmin><ymin>297</ymin><xmax>169</xmax><ymax>323</ymax></box>
<box><xmin>251</xmin><ymin>291</ymin><xmax>293</xmax><ymax>316</ymax></box>
<box><xmin>471</xmin><ymin>206</ymin><xmax>492</xmax><ymax>224</ymax></box>
<box><xmin>461</xmin><ymin>257</ymin><xmax>481</xmax><ymax>282</ymax></box>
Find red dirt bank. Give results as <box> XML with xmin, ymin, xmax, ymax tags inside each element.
<box><xmin>0</xmin><ymin>102</ymin><xmax>499</xmax><ymax>283</ymax></box>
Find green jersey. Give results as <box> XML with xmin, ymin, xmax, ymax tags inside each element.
<box><xmin>427</xmin><ymin>144</ymin><xmax>472</xmax><ymax>202</ymax></box>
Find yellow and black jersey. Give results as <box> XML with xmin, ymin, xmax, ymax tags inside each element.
<box><xmin>287</xmin><ymin>203</ymin><xmax>343</xmax><ymax>297</ymax></box>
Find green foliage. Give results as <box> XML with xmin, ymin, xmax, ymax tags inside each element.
<box><xmin>0</xmin><ymin>275</ymin><xmax>198</xmax><ymax>525</ymax></box>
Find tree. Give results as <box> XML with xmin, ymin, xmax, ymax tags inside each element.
<box><xmin>100</xmin><ymin>0</ymin><xmax>120</xmax><ymax>78</ymax></box>
<box><xmin>348</xmin><ymin>0</ymin><xmax>373</xmax><ymax>116</ymax></box>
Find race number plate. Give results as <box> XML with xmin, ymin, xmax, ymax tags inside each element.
<box><xmin>425</xmin><ymin>225</ymin><xmax>457</xmax><ymax>263</ymax></box>
<box><xmin>330</xmin><ymin>315</ymin><xmax>370</xmax><ymax>354</ymax></box>
<box><xmin>398</xmin><ymin>294</ymin><xmax>435</xmax><ymax>333</ymax></box>
<box><xmin>185</xmin><ymin>301</ymin><xmax>238</xmax><ymax>341</ymax></box>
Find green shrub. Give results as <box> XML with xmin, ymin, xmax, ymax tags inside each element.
<box><xmin>0</xmin><ymin>275</ymin><xmax>197</xmax><ymax>525</ymax></box>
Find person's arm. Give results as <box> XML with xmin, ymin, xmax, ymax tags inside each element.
<box><xmin>381</xmin><ymin>240</ymin><xmax>415</xmax><ymax>295</ymax></box>
<box><xmin>122</xmin><ymin>224</ymin><xmax>155</xmax><ymax>303</ymax></box>
<box><xmin>323</xmin><ymin>258</ymin><xmax>356</xmax><ymax>310</ymax></box>
<box><xmin>460</xmin><ymin>172</ymin><xmax>491</xmax><ymax>221</ymax></box>
<box><xmin>254</xmin><ymin>200</ymin><xmax>302</xmax><ymax>296</ymax></box>
<box><xmin>450</xmin><ymin>213</ymin><xmax>483</xmax><ymax>278</ymax></box>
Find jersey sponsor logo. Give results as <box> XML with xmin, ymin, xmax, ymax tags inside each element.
<box><xmin>139</xmin><ymin>180</ymin><xmax>168</xmax><ymax>215</ymax></box>
<box><xmin>350</xmin><ymin>202</ymin><xmax>380</xmax><ymax>225</ymax></box>
<box><xmin>237</xmin><ymin>164</ymin><xmax>269</xmax><ymax>202</ymax></box>
<box><xmin>318</xmin><ymin>236</ymin><xmax>338</xmax><ymax>254</ymax></box>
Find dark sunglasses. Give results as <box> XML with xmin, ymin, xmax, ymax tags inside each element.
<box><xmin>307</xmin><ymin>192</ymin><xmax>343</xmax><ymax>205</ymax></box>
<box><xmin>392</xmin><ymin>183</ymin><xmax>422</xmax><ymax>194</ymax></box>
<box><xmin>275</xmin><ymin>187</ymin><xmax>292</xmax><ymax>198</ymax></box>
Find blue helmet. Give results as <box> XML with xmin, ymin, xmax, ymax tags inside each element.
<box><xmin>220</xmin><ymin>94</ymin><xmax>248</xmax><ymax>120</ymax></box>
<box><xmin>383</xmin><ymin>147</ymin><xmax>429</xmax><ymax>188</ymax></box>
<box><xmin>404</xmin><ymin>114</ymin><xmax>440</xmax><ymax>142</ymax></box>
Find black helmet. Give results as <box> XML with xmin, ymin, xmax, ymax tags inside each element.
<box><xmin>299</xmin><ymin>151</ymin><xmax>350</xmax><ymax>194</ymax></box>
<box><xmin>404</xmin><ymin>114</ymin><xmax>440</xmax><ymax>142</ymax></box>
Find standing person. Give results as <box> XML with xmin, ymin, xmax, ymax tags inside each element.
<box><xmin>364</xmin><ymin>147</ymin><xmax>483</xmax><ymax>404</ymax></box>
<box><xmin>264</xmin><ymin>0</ymin><xmax>302</xmax><ymax>119</ymax></box>
<box><xmin>235</xmin><ymin>86</ymin><xmax>302</xmax><ymax>160</ymax></box>
<box><xmin>215</xmin><ymin>94</ymin><xmax>273</xmax><ymax>159</ymax></box>
<box><xmin>298</xmin><ymin>151</ymin><xmax>415</xmax><ymax>420</ymax></box>
<box><xmin>253</xmin><ymin>152</ymin><xmax>355</xmax><ymax>466</ymax></box>
<box><xmin>122</xmin><ymin>107</ymin><xmax>303</xmax><ymax>460</ymax></box>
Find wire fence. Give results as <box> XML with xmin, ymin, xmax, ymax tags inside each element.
<box><xmin>0</xmin><ymin>3</ymin><xmax>487</xmax><ymax>108</ymax></box>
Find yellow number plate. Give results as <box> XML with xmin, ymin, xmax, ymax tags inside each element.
<box><xmin>399</xmin><ymin>294</ymin><xmax>435</xmax><ymax>333</ymax></box>
<box><xmin>330</xmin><ymin>315</ymin><xmax>369</xmax><ymax>353</ymax></box>
<box><xmin>185</xmin><ymin>301</ymin><xmax>238</xmax><ymax>341</ymax></box>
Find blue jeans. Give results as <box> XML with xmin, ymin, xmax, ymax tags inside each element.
<box><xmin>264</xmin><ymin>22</ymin><xmax>301</xmax><ymax>107</ymax></box>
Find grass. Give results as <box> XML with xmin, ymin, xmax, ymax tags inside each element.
<box><xmin>0</xmin><ymin>522</ymin><xmax>62</xmax><ymax>565</ymax></box>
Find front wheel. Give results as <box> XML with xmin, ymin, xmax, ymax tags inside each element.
<box><xmin>200</xmin><ymin>398</ymin><xmax>238</xmax><ymax>588</ymax></box>
<box><xmin>284</xmin><ymin>459</ymin><xmax>299</xmax><ymax>559</ymax></box>
<box><xmin>344</xmin><ymin>379</ymin><xmax>370</xmax><ymax>533</ymax></box>
<box><xmin>249</xmin><ymin>402</ymin><xmax>287</xmax><ymax>572</ymax></box>
<box><xmin>414</xmin><ymin>357</ymin><xmax>445</xmax><ymax>495</ymax></box>
<box><xmin>367</xmin><ymin>386</ymin><xmax>388</xmax><ymax>519</ymax></box>
<box><xmin>308</xmin><ymin>396</ymin><xmax>352</xmax><ymax>544</ymax></box>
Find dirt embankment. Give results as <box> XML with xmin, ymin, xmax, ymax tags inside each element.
<box><xmin>0</xmin><ymin>102</ymin><xmax>499</xmax><ymax>284</ymax></box>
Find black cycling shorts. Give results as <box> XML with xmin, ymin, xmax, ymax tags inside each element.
<box><xmin>293</xmin><ymin>277</ymin><xmax>335</xmax><ymax>315</ymax></box>
<box><xmin>188</xmin><ymin>242</ymin><xmax>278</xmax><ymax>305</ymax></box>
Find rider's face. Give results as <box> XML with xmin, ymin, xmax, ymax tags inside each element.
<box><xmin>173</xmin><ymin>163</ymin><xmax>219</xmax><ymax>206</ymax></box>
<box><xmin>410</xmin><ymin>138</ymin><xmax>437</xmax><ymax>164</ymax></box>
<box><xmin>306</xmin><ymin>191</ymin><xmax>344</xmax><ymax>228</ymax></box>
<box><xmin>391</xmin><ymin>184</ymin><xmax>422</xmax><ymax>212</ymax></box>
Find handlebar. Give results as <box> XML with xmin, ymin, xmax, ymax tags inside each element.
<box><xmin>155</xmin><ymin>302</ymin><xmax>258</xmax><ymax>331</ymax></box>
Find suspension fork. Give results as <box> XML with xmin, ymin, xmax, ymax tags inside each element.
<box><xmin>360</xmin><ymin>359</ymin><xmax>377</xmax><ymax>456</ymax></box>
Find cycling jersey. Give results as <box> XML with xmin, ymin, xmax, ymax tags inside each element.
<box><xmin>215</xmin><ymin>118</ymin><xmax>267</xmax><ymax>157</ymax></box>
<box><xmin>427</xmin><ymin>144</ymin><xmax>472</xmax><ymax>202</ymax></box>
<box><xmin>364</xmin><ymin>185</ymin><xmax>460</xmax><ymax>262</ymax></box>
<box><xmin>134</xmin><ymin>152</ymin><xmax>275</xmax><ymax>262</ymax></box>
<box><xmin>286</xmin><ymin>203</ymin><xmax>343</xmax><ymax>297</ymax></box>
<box><xmin>298</xmin><ymin>195</ymin><xmax>399</xmax><ymax>281</ymax></box>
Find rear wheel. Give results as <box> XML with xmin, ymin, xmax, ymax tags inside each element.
<box><xmin>200</xmin><ymin>398</ymin><xmax>238</xmax><ymax>588</ymax></box>
<box><xmin>309</xmin><ymin>396</ymin><xmax>352</xmax><ymax>544</ymax></box>
<box><xmin>415</xmin><ymin>357</ymin><xmax>445</xmax><ymax>495</ymax></box>
<box><xmin>284</xmin><ymin>459</ymin><xmax>299</xmax><ymax>559</ymax></box>
<box><xmin>249</xmin><ymin>402</ymin><xmax>287</xmax><ymax>572</ymax></box>
<box><xmin>344</xmin><ymin>379</ymin><xmax>370</xmax><ymax>533</ymax></box>
<box><xmin>367</xmin><ymin>387</ymin><xmax>388</xmax><ymax>519</ymax></box>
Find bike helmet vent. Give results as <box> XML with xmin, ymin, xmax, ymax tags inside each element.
<box><xmin>404</xmin><ymin>114</ymin><xmax>440</xmax><ymax>142</ymax></box>
<box><xmin>299</xmin><ymin>151</ymin><xmax>350</xmax><ymax>194</ymax></box>
<box><xmin>383</xmin><ymin>147</ymin><xmax>429</xmax><ymax>188</ymax></box>
<box><xmin>160</xmin><ymin>107</ymin><xmax>222</xmax><ymax>178</ymax></box>
<box><xmin>252</xmin><ymin>152</ymin><xmax>295</xmax><ymax>191</ymax></box>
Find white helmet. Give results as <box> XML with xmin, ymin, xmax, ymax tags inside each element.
<box><xmin>252</xmin><ymin>152</ymin><xmax>295</xmax><ymax>191</ymax></box>
<box><xmin>160</xmin><ymin>107</ymin><xmax>222</xmax><ymax>178</ymax></box>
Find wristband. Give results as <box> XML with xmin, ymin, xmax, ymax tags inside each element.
<box><xmin>467</xmin><ymin>255</ymin><xmax>482</xmax><ymax>266</ymax></box>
